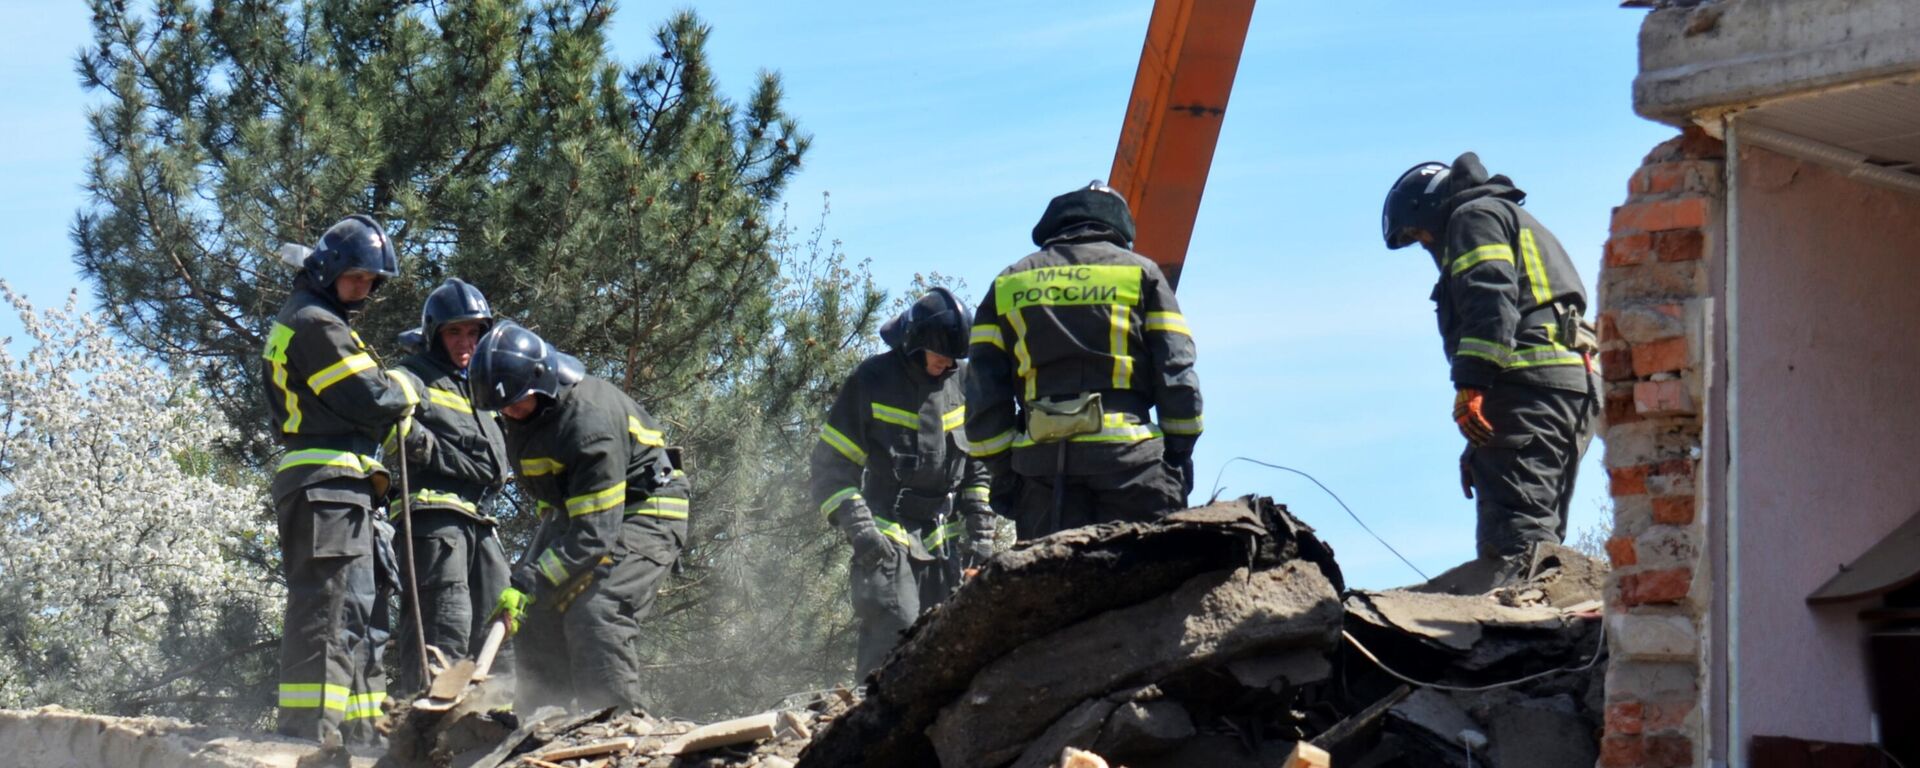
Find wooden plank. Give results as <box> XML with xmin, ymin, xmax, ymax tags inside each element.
<box><xmin>1285</xmin><ymin>742</ymin><xmax>1333</xmax><ymax>768</ymax></box>
<box><xmin>528</xmin><ymin>737</ymin><xmax>637</xmax><ymax>762</ymax></box>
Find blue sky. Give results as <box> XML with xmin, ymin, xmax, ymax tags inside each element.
<box><xmin>0</xmin><ymin>1</ymin><xmax>1672</xmax><ymax>589</ymax></box>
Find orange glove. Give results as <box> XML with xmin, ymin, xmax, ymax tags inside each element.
<box><xmin>1453</xmin><ymin>388</ymin><xmax>1494</xmax><ymax>446</ymax></box>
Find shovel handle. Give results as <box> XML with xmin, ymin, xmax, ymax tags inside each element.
<box><xmin>472</xmin><ymin>618</ymin><xmax>508</xmax><ymax>679</ymax></box>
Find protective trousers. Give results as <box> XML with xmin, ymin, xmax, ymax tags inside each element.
<box><xmin>848</xmin><ymin>519</ymin><xmax>965</xmax><ymax>677</ymax></box>
<box><xmin>1468</xmin><ymin>378</ymin><xmax>1599</xmax><ymax>562</ymax></box>
<box><xmin>516</xmin><ymin>516</ymin><xmax>682</xmax><ymax>713</ymax></box>
<box><xmin>394</xmin><ymin>510</ymin><xmax>513</xmax><ymax>694</ymax></box>
<box><xmin>1010</xmin><ymin>456</ymin><xmax>1187</xmax><ymax>540</ymax></box>
<box><xmin>276</xmin><ymin>479</ymin><xmax>387</xmax><ymax>745</ymax></box>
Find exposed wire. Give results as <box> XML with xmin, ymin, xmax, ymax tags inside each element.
<box><xmin>1341</xmin><ymin>613</ymin><xmax>1608</xmax><ymax>693</ymax></box>
<box><xmin>1880</xmin><ymin>745</ymin><xmax>1911</xmax><ymax>768</ymax></box>
<box><xmin>1209</xmin><ymin>456</ymin><xmax>1430</xmax><ymax>582</ymax></box>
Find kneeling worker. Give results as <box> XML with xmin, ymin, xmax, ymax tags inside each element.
<box><xmin>470</xmin><ymin>322</ymin><xmax>688</xmax><ymax>712</ymax></box>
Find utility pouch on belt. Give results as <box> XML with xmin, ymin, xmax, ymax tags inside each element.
<box><xmin>1558</xmin><ymin>305</ymin><xmax>1600</xmax><ymax>355</ymax></box>
<box><xmin>1027</xmin><ymin>393</ymin><xmax>1104</xmax><ymax>443</ymax></box>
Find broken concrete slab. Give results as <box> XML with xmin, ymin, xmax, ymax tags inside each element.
<box><xmin>1091</xmin><ymin>699</ymin><xmax>1195</xmax><ymax>758</ymax></box>
<box><xmin>1487</xmin><ymin>695</ymin><xmax>1599</xmax><ymax>768</ymax></box>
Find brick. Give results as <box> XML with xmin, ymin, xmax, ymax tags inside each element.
<box><xmin>1654</xmin><ymin>229</ymin><xmax>1705</xmax><ymax>262</ymax></box>
<box><xmin>1652</xmin><ymin>495</ymin><xmax>1695</xmax><ymax>525</ymax></box>
<box><xmin>1599</xmin><ymin>311</ymin><xmax>1620</xmax><ymax>343</ymax></box>
<box><xmin>1646</xmin><ymin>126</ymin><xmax>1726</xmax><ymax>164</ymax></box>
<box><xmin>1610</xmin><ymin>465</ymin><xmax>1649</xmax><ymax>496</ymax></box>
<box><xmin>1632</xmin><ymin>338</ymin><xmax>1690</xmax><ymax>376</ymax></box>
<box><xmin>1611</xmin><ymin>198</ymin><xmax>1707</xmax><ymax>235</ymax></box>
<box><xmin>1600</xmin><ymin>260</ymin><xmax>1707</xmax><ymax>304</ymax></box>
<box><xmin>1645</xmin><ymin>734</ymin><xmax>1692</xmax><ymax>767</ymax></box>
<box><xmin>1607</xmin><ymin>232</ymin><xmax>1652</xmax><ymax>267</ymax></box>
<box><xmin>1635</xmin><ymin>525</ymin><xmax>1699</xmax><ymax>567</ymax></box>
<box><xmin>1607</xmin><ymin>388</ymin><xmax>1643</xmax><ymax>426</ymax></box>
<box><xmin>1606</xmin><ymin>701</ymin><xmax>1645</xmax><ymax>735</ymax></box>
<box><xmin>1635</xmin><ymin>379</ymin><xmax>1695</xmax><ymax>417</ymax></box>
<box><xmin>1605</xmin><ymin>660</ymin><xmax>1701</xmax><ymax>702</ymax></box>
<box><xmin>1643</xmin><ymin>699</ymin><xmax>1694</xmax><ymax>733</ymax></box>
<box><xmin>1611</xmin><ymin>614</ymin><xmax>1697</xmax><ymax>661</ymax></box>
<box><xmin>1601</xmin><ymin>349</ymin><xmax>1636</xmax><ymax>382</ymax></box>
<box><xmin>1615</xmin><ymin>305</ymin><xmax>1685</xmax><ymax>344</ymax></box>
<box><xmin>1620</xmin><ymin>567</ymin><xmax>1691</xmax><ymax>606</ymax></box>
<box><xmin>1606</xmin><ymin>535</ymin><xmax>1639</xmax><ymax>567</ymax></box>
<box><xmin>1654</xmin><ymin>458</ymin><xmax>1694</xmax><ymax>478</ymax></box>
<box><xmin>1601</xmin><ymin>734</ymin><xmax>1646</xmax><ymax>767</ymax></box>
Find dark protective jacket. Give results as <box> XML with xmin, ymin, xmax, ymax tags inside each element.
<box><xmin>262</xmin><ymin>279</ymin><xmax>415</xmax><ymax>500</ymax></box>
<box><xmin>503</xmin><ymin>375</ymin><xmax>690</xmax><ymax>594</ymax></box>
<box><xmin>1432</xmin><ymin>170</ymin><xmax>1593</xmax><ymax>394</ymax></box>
<box><xmin>964</xmin><ymin>225</ymin><xmax>1203</xmax><ymax>477</ymax></box>
<box><xmin>390</xmin><ymin>350</ymin><xmax>509</xmax><ymax>522</ymax></box>
<box><xmin>810</xmin><ymin>347</ymin><xmax>992</xmax><ymax>551</ymax></box>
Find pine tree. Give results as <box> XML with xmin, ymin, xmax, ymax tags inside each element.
<box><xmin>73</xmin><ymin>0</ymin><xmax>882</xmax><ymax>718</ymax></box>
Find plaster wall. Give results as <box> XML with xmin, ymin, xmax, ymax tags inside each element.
<box><xmin>1732</xmin><ymin>144</ymin><xmax>1920</xmax><ymax>744</ymax></box>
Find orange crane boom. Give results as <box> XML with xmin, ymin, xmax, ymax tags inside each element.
<box><xmin>1108</xmin><ymin>0</ymin><xmax>1257</xmax><ymax>289</ymax></box>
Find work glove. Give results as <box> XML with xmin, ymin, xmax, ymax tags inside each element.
<box><xmin>964</xmin><ymin>512</ymin><xmax>997</xmax><ymax>565</ymax></box>
<box><xmin>844</xmin><ymin>517</ymin><xmax>896</xmax><ymax>569</ymax></box>
<box><xmin>1452</xmin><ymin>388</ymin><xmax>1494</xmax><ymax>446</ymax></box>
<box><xmin>491</xmin><ymin>587</ymin><xmax>530</xmax><ymax>636</ymax></box>
<box><xmin>381</xmin><ymin>415</ymin><xmax>417</xmax><ymax>463</ymax></box>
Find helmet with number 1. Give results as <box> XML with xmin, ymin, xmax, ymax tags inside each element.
<box><xmin>468</xmin><ymin>321</ymin><xmax>585</xmax><ymax>411</ymax></box>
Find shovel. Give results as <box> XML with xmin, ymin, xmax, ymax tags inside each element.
<box><xmin>412</xmin><ymin>617</ymin><xmax>507</xmax><ymax>713</ymax></box>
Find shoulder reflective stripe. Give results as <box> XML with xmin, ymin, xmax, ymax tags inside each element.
<box><xmin>276</xmin><ymin>449</ymin><xmax>379</xmax><ymax>474</ymax></box>
<box><xmin>820</xmin><ymin>486</ymin><xmax>862</xmax><ymax>518</ymax></box>
<box><xmin>412</xmin><ymin>489</ymin><xmax>478</xmax><ymax>514</ymax></box>
<box><xmin>960</xmin><ymin>485</ymin><xmax>991</xmax><ymax>502</ymax></box>
<box><xmin>386</xmin><ymin>371</ymin><xmax>419</xmax><ymax>406</ymax></box>
<box><xmin>968</xmin><ymin>429</ymin><xmax>1015</xmax><ymax>457</ymax></box>
<box><xmin>277</xmin><ymin>683</ymin><xmax>349</xmax><ymax>711</ymax></box>
<box><xmin>344</xmin><ymin>692</ymin><xmax>386</xmax><ymax>721</ymax></box>
<box><xmin>819</xmin><ymin>424</ymin><xmax>868</xmax><ymax>466</ymax></box>
<box><xmin>870</xmin><ymin>402</ymin><xmax>919</xmax><ymax>429</ymax></box>
<box><xmin>537</xmin><ymin>549</ymin><xmax>568</xmax><ymax>586</ymax></box>
<box><xmin>632</xmin><ymin>496</ymin><xmax>689</xmax><ymax>519</ymax></box>
<box><xmin>566</xmin><ymin>482</ymin><xmax>628</xmax><ymax>517</ymax></box>
<box><xmin>871</xmin><ymin>516</ymin><xmax>915</xmax><ymax>548</ymax></box>
<box><xmin>1449</xmin><ymin>243</ymin><xmax>1515</xmax><ymax>275</ymax></box>
<box><xmin>1162</xmin><ymin>414</ymin><xmax>1204</xmax><ymax>436</ymax></box>
<box><xmin>941</xmin><ymin>405</ymin><xmax>966</xmax><ymax>432</ymax></box>
<box><xmin>1145</xmin><ymin>311</ymin><xmax>1191</xmax><ymax>336</ymax></box>
<box><xmin>994</xmin><ymin>264</ymin><xmax>1144</xmax><ymax>313</ymax></box>
<box><xmin>264</xmin><ymin>323</ymin><xmax>302</xmax><ymax>432</ymax></box>
<box><xmin>1110</xmin><ymin>305</ymin><xmax>1133</xmax><ymax>389</ymax></box>
<box><xmin>307</xmin><ymin>352</ymin><xmax>378</xmax><ymax>395</ymax></box>
<box><xmin>627</xmin><ymin>415</ymin><xmax>665</xmax><ymax>447</ymax></box>
<box><xmin>924</xmin><ymin>519</ymin><xmax>966</xmax><ymax>550</ymax></box>
<box><xmin>522</xmin><ymin>457</ymin><xmax>564</xmax><ymax>477</ymax></box>
<box><xmin>1005</xmin><ymin>306</ymin><xmax>1037</xmax><ymax>402</ymax></box>
<box><xmin>427</xmin><ymin>387</ymin><xmax>472</xmax><ymax>414</ymax></box>
<box><xmin>970</xmin><ymin>324</ymin><xmax>1006</xmax><ymax>350</ymax></box>
<box><xmin>1519</xmin><ymin>228</ymin><xmax>1553</xmax><ymax>305</ymax></box>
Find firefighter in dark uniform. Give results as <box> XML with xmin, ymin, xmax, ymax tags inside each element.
<box><xmin>260</xmin><ymin>215</ymin><xmax>416</xmax><ymax>745</ymax></box>
<box><xmin>384</xmin><ymin>278</ymin><xmax>512</xmax><ymax>693</ymax></box>
<box><xmin>965</xmin><ymin>182</ymin><xmax>1204</xmax><ymax>540</ymax></box>
<box><xmin>811</xmin><ymin>288</ymin><xmax>998</xmax><ymax>677</ymax></box>
<box><xmin>471</xmin><ymin>321</ymin><xmax>688</xmax><ymax>713</ymax></box>
<box><xmin>1382</xmin><ymin>152</ymin><xmax>1602</xmax><ymax>588</ymax></box>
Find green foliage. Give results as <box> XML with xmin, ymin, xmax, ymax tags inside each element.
<box><xmin>74</xmin><ymin>0</ymin><xmax>882</xmax><ymax>720</ymax></box>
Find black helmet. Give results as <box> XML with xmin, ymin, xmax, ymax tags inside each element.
<box><xmin>885</xmin><ymin>287</ymin><xmax>970</xmax><ymax>360</ymax></box>
<box><xmin>1381</xmin><ymin>161</ymin><xmax>1451</xmax><ymax>249</ymax></box>
<box><xmin>396</xmin><ymin>327</ymin><xmax>426</xmax><ymax>354</ymax></box>
<box><xmin>421</xmin><ymin>278</ymin><xmax>494</xmax><ymax>354</ymax></box>
<box><xmin>305</xmin><ymin>214</ymin><xmax>399</xmax><ymax>290</ymax></box>
<box><xmin>1032</xmin><ymin>181</ymin><xmax>1136</xmax><ymax>247</ymax></box>
<box><xmin>468</xmin><ymin>321</ymin><xmax>585</xmax><ymax>411</ymax></box>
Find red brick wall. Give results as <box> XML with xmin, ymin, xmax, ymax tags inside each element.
<box><xmin>1595</xmin><ymin>127</ymin><xmax>1721</xmax><ymax>768</ymax></box>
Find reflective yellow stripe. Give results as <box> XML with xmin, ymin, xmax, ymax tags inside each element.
<box><xmin>1006</xmin><ymin>304</ymin><xmax>1037</xmax><ymax>401</ymax></box>
<box><xmin>1145</xmin><ymin>311</ymin><xmax>1191</xmax><ymax>336</ymax></box>
<box><xmin>819</xmin><ymin>425</ymin><xmax>868</xmax><ymax>466</ymax></box>
<box><xmin>994</xmin><ymin>264</ymin><xmax>1144</xmax><ymax>313</ymax></box>
<box><xmin>426</xmin><ymin>387</ymin><xmax>471</xmax><ymax>414</ymax></box>
<box><xmin>1450</xmin><ymin>243</ymin><xmax>1515</xmax><ymax>275</ymax></box>
<box><xmin>344</xmin><ymin>692</ymin><xmax>386</xmax><ymax>721</ymax></box>
<box><xmin>1506</xmin><ymin>346</ymin><xmax>1585</xmax><ymax>368</ymax></box>
<box><xmin>263</xmin><ymin>323</ymin><xmax>303</xmax><ymax>432</ymax></box>
<box><xmin>941</xmin><ymin>405</ymin><xmax>966</xmax><ymax>432</ymax></box>
<box><xmin>970</xmin><ymin>323</ymin><xmax>1005</xmax><ymax>350</ymax></box>
<box><xmin>1519</xmin><ymin>228</ymin><xmax>1553</xmax><ymax>305</ymax></box>
<box><xmin>870</xmin><ymin>402</ymin><xmax>919</xmax><ymax>429</ymax></box>
<box><xmin>960</xmin><ymin>485</ymin><xmax>990</xmax><ymax>502</ymax></box>
<box><xmin>521</xmin><ymin>457</ymin><xmax>564</xmax><ymax>477</ymax></box>
<box><xmin>411</xmin><ymin>489</ymin><xmax>478</xmax><ymax>514</ymax></box>
<box><xmin>873</xmin><ymin>516</ymin><xmax>915</xmax><ymax>548</ymax></box>
<box><xmin>278</xmin><ymin>683</ymin><xmax>349</xmax><ymax>711</ymax></box>
<box><xmin>276</xmin><ymin>449</ymin><xmax>382</xmax><ymax>474</ymax></box>
<box><xmin>627</xmin><ymin>415</ymin><xmax>665</xmax><ymax>447</ymax></box>
<box><xmin>565</xmin><ymin>482</ymin><xmax>627</xmax><ymax>517</ymax></box>
<box><xmin>1014</xmin><ymin>413</ymin><xmax>1163</xmax><ymax>448</ymax></box>
<box><xmin>1455</xmin><ymin>336</ymin><xmax>1512</xmax><ymax>366</ymax></box>
<box><xmin>307</xmin><ymin>352</ymin><xmax>377</xmax><ymax>395</ymax></box>
<box><xmin>537</xmin><ymin>549</ymin><xmax>568</xmax><ymax>586</ymax></box>
<box><xmin>821</xmin><ymin>486</ymin><xmax>862</xmax><ymax>518</ymax></box>
<box><xmin>1163</xmin><ymin>415</ymin><xmax>1204</xmax><ymax>436</ymax></box>
<box><xmin>387</xmin><ymin>371</ymin><xmax>419</xmax><ymax>406</ymax></box>
<box><xmin>924</xmin><ymin>519</ymin><xmax>966</xmax><ymax>550</ymax></box>
<box><xmin>968</xmin><ymin>428</ymin><xmax>1015</xmax><ymax>458</ymax></box>
<box><xmin>631</xmin><ymin>495</ymin><xmax>689</xmax><ymax>519</ymax></box>
<box><xmin>1110</xmin><ymin>305</ymin><xmax>1133</xmax><ymax>389</ymax></box>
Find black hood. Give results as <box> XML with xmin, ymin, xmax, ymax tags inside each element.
<box><xmin>1032</xmin><ymin>185</ymin><xmax>1136</xmax><ymax>247</ymax></box>
<box><xmin>1436</xmin><ymin>152</ymin><xmax>1526</xmax><ymax>224</ymax></box>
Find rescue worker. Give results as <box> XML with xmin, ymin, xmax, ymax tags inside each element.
<box><xmin>811</xmin><ymin>288</ymin><xmax>998</xmax><ymax>677</ymax></box>
<box><xmin>261</xmin><ymin>214</ymin><xmax>416</xmax><ymax>745</ymax></box>
<box><xmin>471</xmin><ymin>321</ymin><xmax>688</xmax><ymax>713</ymax></box>
<box><xmin>965</xmin><ymin>182</ymin><xmax>1203</xmax><ymax>540</ymax></box>
<box><xmin>1381</xmin><ymin>152</ymin><xmax>1602</xmax><ymax>588</ymax></box>
<box><xmin>385</xmin><ymin>278</ymin><xmax>512</xmax><ymax>693</ymax></box>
